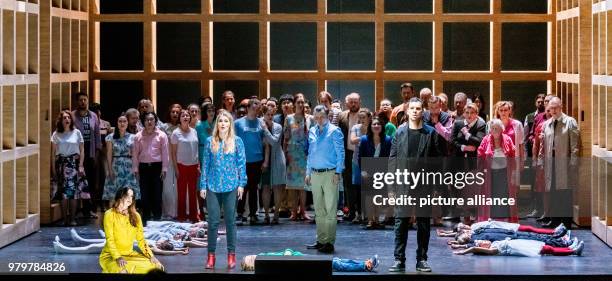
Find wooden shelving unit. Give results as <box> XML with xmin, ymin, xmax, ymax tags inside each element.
<box><xmin>0</xmin><ymin>0</ymin><xmax>88</xmax><ymax>248</ymax></box>
<box><xmin>0</xmin><ymin>0</ymin><xmax>41</xmax><ymax>248</ymax></box>
<box><xmin>589</xmin><ymin>0</ymin><xmax>612</xmax><ymax>247</ymax></box>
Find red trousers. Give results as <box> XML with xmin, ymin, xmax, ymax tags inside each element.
<box><xmin>517</xmin><ymin>225</ymin><xmax>554</xmax><ymax>235</ymax></box>
<box><xmin>540</xmin><ymin>245</ymin><xmax>574</xmax><ymax>256</ymax></box>
<box><xmin>177</xmin><ymin>163</ymin><xmax>199</xmax><ymax>222</ymax></box>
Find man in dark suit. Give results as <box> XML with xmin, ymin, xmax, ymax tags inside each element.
<box><xmin>450</xmin><ymin>103</ymin><xmax>487</xmax><ymax>158</ymax></box>
<box><xmin>388</xmin><ymin>98</ymin><xmax>444</xmax><ymax>273</ymax></box>
<box><xmin>337</xmin><ymin>93</ymin><xmax>362</xmax><ymax>222</ymax></box>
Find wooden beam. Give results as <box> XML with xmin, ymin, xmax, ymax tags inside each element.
<box><xmin>39</xmin><ymin>0</ymin><xmax>51</xmax><ymax>224</ymax></box>
<box><xmin>375</xmin><ymin>0</ymin><xmax>384</xmax><ymax>105</ymax></box>
<box><xmin>93</xmin><ymin>71</ymin><xmax>554</xmax><ymax>81</ymax></box>
<box><xmin>258</xmin><ymin>0</ymin><xmax>267</xmax><ymax>99</ymax></box>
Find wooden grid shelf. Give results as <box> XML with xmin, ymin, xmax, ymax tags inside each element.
<box><xmin>0</xmin><ymin>0</ymin><xmax>86</xmax><ymax>248</ymax></box>
<box><xmin>0</xmin><ymin>0</ymin><xmax>42</xmax><ymax>245</ymax></box>
<box><xmin>555</xmin><ymin>0</ymin><xmax>612</xmax><ymax>246</ymax></box>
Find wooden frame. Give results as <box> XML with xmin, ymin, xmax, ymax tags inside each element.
<box><xmin>0</xmin><ymin>0</ymin><xmax>43</xmax><ymax>248</ymax></box>
<box><xmin>0</xmin><ymin>0</ymin><xmax>89</xmax><ymax>248</ymax></box>
<box><xmin>90</xmin><ymin>0</ymin><xmax>556</xmax><ymax>112</ymax></box>
<box><xmin>585</xmin><ymin>0</ymin><xmax>612</xmax><ymax>247</ymax></box>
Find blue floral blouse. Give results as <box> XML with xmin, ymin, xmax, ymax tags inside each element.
<box><xmin>199</xmin><ymin>136</ymin><xmax>247</xmax><ymax>193</ymax></box>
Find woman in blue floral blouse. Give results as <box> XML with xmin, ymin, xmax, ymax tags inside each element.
<box><xmin>199</xmin><ymin>110</ymin><xmax>246</xmax><ymax>270</ymax></box>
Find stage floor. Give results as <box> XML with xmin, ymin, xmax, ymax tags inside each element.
<box><xmin>0</xmin><ymin>216</ymin><xmax>611</xmax><ymax>276</ymax></box>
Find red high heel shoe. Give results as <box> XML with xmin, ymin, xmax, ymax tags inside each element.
<box><xmin>227</xmin><ymin>253</ymin><xmax>236</xmax><ymax>269</ymax></box>
<box><xmin>205</xmin><ymin>252</ymin><xmax>216</xmax><ymax>269</ymax></box>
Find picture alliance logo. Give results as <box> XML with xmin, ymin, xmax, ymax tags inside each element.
<box><xmin>371</xmin><ymin>169</ymin><xmax>487</xmax><ymax>190</ymax></box>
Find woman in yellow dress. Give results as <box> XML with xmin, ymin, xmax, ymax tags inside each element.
<box><xmin>99</xmin><ymin>187</ymin><xmax>164</xmax><ymax>273</ymax></box>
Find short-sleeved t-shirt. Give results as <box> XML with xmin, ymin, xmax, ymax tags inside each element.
<box><xmin>170</xmin><ymin>127</ymin><xmax>199</xmax><ymax>165</ymax></box>
<box><xmin>51</xmin><ymin>129</ymin><xmax>84</xmax><ymax>156</ymax></box>
<box><xmin>234</xmin><ymin>117</ymin><xmax>264</xmax><ymax>163</ymax></box>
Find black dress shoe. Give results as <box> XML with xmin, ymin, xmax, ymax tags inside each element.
<box><xmin>416</xmin><ymin>260</ymin><xmax>432</xmax><ymax>272</ymax></box>
<box><xmin>388</xmin><ymin>260</ymin><xmax>405</xmax><ymax>272</ymax></box>
<box><xmin>306</xmin><ymin>242</ymin><xmax>324</xmax><ymax>249</ymax></box>
<box><xmin>540</xmin><ymin>220</ymin><xmax>553</xmax><ymax>227</ymax></box>
<box><xmin>536</xmin><ymin>214</ymin><xmax>549</xmax><ymax>222</ymax></box>
<box><xmin>317</xmin><ymin>243</ymin><xmax>334</xmax><ymax>253</ymax></box>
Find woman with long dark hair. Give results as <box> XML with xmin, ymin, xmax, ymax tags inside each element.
<box><xmin>472</xmin><ymin>93</ymin><xmax>488</xmax><ymax>121</ymax></box>
<box><xmin>99</xmin><ymin>187</ymin><xmax>164</xmax><ymax>273</ymax></box>
<box><xmin>103</xmin><ymin>114</ymin><xmax>140</xmax><ymax>209</ymax></box>
<box><xmin>51</xmin><ymin>110</ymin><xmax>88</xmax><ymax>226</ymax></box>
<box><xmin>200</xmin><ymin>110</ymin><xmax>246</xmax><ymax>269</ymax></box>
<box><xmin>358</xmin><ymin>116</ymin><xmax>392</xmax><ymax>229</ymax></box>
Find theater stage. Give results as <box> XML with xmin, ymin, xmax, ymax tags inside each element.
<box><xmin>0</xmin><ymin>217</ymin><xmax>611</xmax><ymax>280</ymax></box>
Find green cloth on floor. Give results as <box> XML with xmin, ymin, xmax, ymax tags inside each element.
<box><xmin>258</xmin><ymin>249</ymin><xmax>304</xmax><ymax>256</ymax></box>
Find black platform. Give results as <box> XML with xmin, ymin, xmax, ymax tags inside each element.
<box><xmin>0</xmin><ymin>216</ymin><xmax>610</xmax><ymax>281</ymax></box>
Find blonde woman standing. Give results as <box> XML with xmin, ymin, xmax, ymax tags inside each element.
<box><xmin>200</xmin><ymin>110</ymin><xmax>246</xmax><ymax>270</ymax></box>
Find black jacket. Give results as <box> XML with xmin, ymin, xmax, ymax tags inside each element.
<box><xmin>450</xmin><ymin>118</ymin><xmax>487</xmax><ymax>158</ymax></box>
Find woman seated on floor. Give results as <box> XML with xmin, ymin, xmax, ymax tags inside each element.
<box><xmin>453</xmin><ymin>238</ymin><xmax>584</xmax><ymax>257</ymax></box>
<box><xmin>437</xmin><ymin>219</ymin><xmax>567</xmax><ymax>238</ymax></box>
<box><xmin>99</xmin><ymin>187</ymin><xmax>164</xmax><ymax>274</ymax></box>
<box><xmin>240</xmin><ymin>249</ymin><xmax>379</xmax><ymax>272</ymax></box>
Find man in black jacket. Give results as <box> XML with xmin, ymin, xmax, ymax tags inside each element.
<box><xmin>388</xmin><ymin>98</ymin><xmax>444</xmax><ymax>273</ymax></box>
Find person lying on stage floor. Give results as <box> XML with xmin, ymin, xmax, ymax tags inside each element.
<box><xmin>453</xmin><ymin>238</ymin><xmax>584</xmax><ymax>257</ymax></box>
<box><xmin>99</xmin><ymin>187</ymin><xmax>164</xmax><ymax>274</ymax></box>
<box><xmin>240</xmin><ymin>249</ymin><xmax>379</xmax><ymax>272</ymax></box>
<box><xmin>436</xmin><ymin>220</ymin><xmax>567</xmax><ymax>238</ymax></box>
<box><xmin>54</xmin><ymin>235</ymin><xmax>191</xmax><ymax>255</ymax></box>
<box><xmin>65</xmin><ymin>227</ymin><xmax>211</xmax><ymax>249</ymax></box>
<box><xmin>84</xmin><ymin>221</ymin><xmax>223</xmax><ymax>245</ymax></box>
<box><xmin>448</xmin><ymin>226</ymin><xmax>574</xmax><ymax>248</ymax></box>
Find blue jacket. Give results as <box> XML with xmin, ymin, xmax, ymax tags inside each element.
<box><xmin>358</xmin><ymin>135</ymin><xmax>392</xmax><ymax>169</ymax></box>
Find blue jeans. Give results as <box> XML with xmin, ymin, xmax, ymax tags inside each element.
<box><xmin>206</xmin><ymin>189</ymin><xmax>237</xmax><ymax>253</ymax></box>
<box><xmin>332</xmin><ymin>258</ymin><xmax>366</xmax><ymax>272</ymax></box>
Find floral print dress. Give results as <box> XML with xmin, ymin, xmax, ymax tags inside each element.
<box><xmin>103</xmin><ymin>133</ymin><xmax>141</xmax><ymax>200</ymax></box>
<box><xmin>284</xmin><ymin>114</ymin><xmax>313</xmax><ymax>190</ymax></box>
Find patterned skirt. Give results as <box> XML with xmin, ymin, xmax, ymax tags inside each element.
<box><xmin>55</xmin><ymin>154</ymin><xmax>90</xmax><ymax>200</ymax></box>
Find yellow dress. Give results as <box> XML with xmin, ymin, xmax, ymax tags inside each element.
<box><xmin>99</xmin><ymin>209</ymin><xmax>160</xmax><ymax>274</ymax></box>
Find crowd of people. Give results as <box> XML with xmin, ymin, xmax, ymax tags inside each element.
<box><xmin>49</xmin><ymin>82</ymin><xmax>581</xmax><ymax>273</ymax></box>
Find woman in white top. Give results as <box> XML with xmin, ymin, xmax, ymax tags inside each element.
<box><xmin>51</xmin><ymin>110</ymin><xmax>87</xmax><ymax>226</ymax></box>
<box><xmin>171</xmin><ymin>110</ymin><xmax>200</xmax><ymax>222</ymax></box>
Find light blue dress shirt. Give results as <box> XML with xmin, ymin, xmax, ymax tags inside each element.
<box><xmin>306</xmin><ymin>122</ymin><xmax>345</xmax><ymax>176</ymax></box>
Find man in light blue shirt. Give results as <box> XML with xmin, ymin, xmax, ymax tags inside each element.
<box><xmin>234</xmin><ymin>98</ymin><xmax>265</xmax><ymax>225</ymax></box>
<box><xmin>305</xmin><ymin>105</ymin><xmax>344</xmax><ymax>253</ymax></box>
